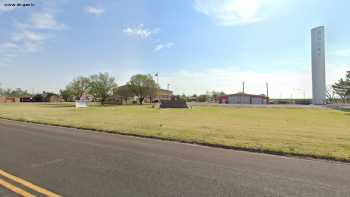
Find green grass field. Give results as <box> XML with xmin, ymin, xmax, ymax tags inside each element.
<box><xmin>0</xmin><ymin>103</ymin><xmax>349</xmax><ymax>161</ymax></box>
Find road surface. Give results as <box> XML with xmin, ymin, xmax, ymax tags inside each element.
<box><xmin>0</xmin><ymin>119</ymin><xmax>350</xmax><ymax>197</ymax></box>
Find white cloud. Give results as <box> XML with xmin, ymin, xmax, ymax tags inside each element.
<box><xmin>0</xmin><ymin>30</ymin><xmax>47</xmax><ymax>64</ymax></box>
<box><xmin>31</xmin><ymin>13</ymin><xmax>65</xmax><ymax>30</ymax></box>
<box><xmin>12</xmin><ymin>30</ymin><xmax>47</xmax><ymax>52</ymax></box>
<box><xmin>193</xmin><ymin>0</ymin><xmax>265</xmax><ymax>26</ymax></box>
<box><xmin>154</xmin><ymin>42</ymin><xmax>174</xmax><ymax>51</ymax></box>
<box><xmin>13</xmin><ymin>30</ymin><xmax>46</xmax><ymax>42</ymax></box>
<box><xmin>0</xmin><ymin>11</ymin><xmax>65</xmax><ymax>65</ymax></box>
<box><xmin>123</xmin><ymin>24</ymin><xmax>159</xmax><ymax>39</ymax></box>
<box><xmin>159</xmin><ymin>64</ymin><xmax>349</xmax><ymax>98</ymax></box>
<box><xmin>85</xmin><ymin>6</ymin><xmax>104</xmax><ymax>16</ymax></box>
<box><xmin>1</xmin><ymin>42</ymin><xmax>18</xmax><ymax>49</ymax></box>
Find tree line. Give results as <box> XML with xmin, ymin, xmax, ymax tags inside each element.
<box><xmin>0</xmin><ymin>87</ymin><xmax>31</xmax><ymax>98</ymax></box>
<box><xmin>60</xmin><ymin>70</ymin><xmax>349</xmax><ymax>104</ymax></box>
<box><xmin>1</xmin><ymin>71</ymin><xmax>349</xmax><ymax>104</ymax></box>
<box><xmin>60</xmin><ymin>73</ymin><xmax>159</xmax><ymax>105</ymax></box>
<box><xmin>329</xmin><ymin>71</ymin><xmax>350</xmax><ymax>103</ymax></box>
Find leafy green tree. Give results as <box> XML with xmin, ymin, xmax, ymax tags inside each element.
<box><xmin>59</xmin><ymin>89</ymin><xmax>74</xmax><ymax>102</ymax></box>
<box><xmin>117</xmin><ymin>85</ymin><xmax>134</xmax><ymax>104</ymax></box>
<box><xmin>179</xmin><ymin>94</ymin><xmax>187</xmax><ymax>102</ymax></box>
<box><xmin>88</xmin><ymin>73</ymin><xmax>117</xmax><ymax>104</ymax></box>
<box><xmin>0</xmin><ymin>88</ymin><xmax>31</xmax><ymax>97</ymax></box>
<box><xmin>0</xmin><ymin>83</ymin><xmax>3</xmax><ymax>96</ymax></box>
<box><xmin>210</xmin><ymin>91</ymin><xmax>225</xmax><ymax>102</ymax></box>
<box><xmin>332</xmin><ymin>71</ymin><xmax>350</xmax><ymax>103</ymax></box>
<box><xmin>128</xmin><ymin>74</ymin><xmax>159</xmax><ymax>104</ymax></box>
<box><xmin>65</xmin><ymin>76</ymin><xmax>90</xmax><ymax>100</ymax></box>
<box><xmin>197</xmin><ymin>94</ymin><xmax>208</xmax><ymax>102</ymax></box>
<box><xmin>147</xmin><ymin>80</ymin><xmax>159</xmax><ymax>102</ymax></box>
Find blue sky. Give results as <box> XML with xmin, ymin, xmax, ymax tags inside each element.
<box><xmin>0</xmin><ymin>0</ymin><xmax>349</xmax><ymax>98</ymax></box>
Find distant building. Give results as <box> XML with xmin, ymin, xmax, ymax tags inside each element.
<box><xmin>218</xmin><ymin>95</ymin><xmax>229</xmax><ymax>104</ymax></box>
<box><xmin>0</xmin><ymin>97</ymin><xmax>20</xmax><ymax>103</ymax></box>
<box><xmin>103</xmin><ymin>96</ymin><xmax>123</xmax><ymax>105</ymax></box>
<box><xmin>158</xmin><ymin>89</ymin><xmax>173</xmax><ymax>101</ymax></box>
<box><xmin>117</xmin><ymin>84</ymin><xmax>173</xmax><ymax>104</ymax></box>
<box><xmin>20</xmin><ymin>92</ymin><xmax>61</xmax><ymax>102</ymax></box>
<box><xmin>219</xmin><ymin>93</ymin><xmax>268</xmax><ymax>104</ymax></box>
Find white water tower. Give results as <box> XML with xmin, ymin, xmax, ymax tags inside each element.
<box><xmin>311</xmin><ymin>26</ymin><xmax>326</xmax><ymax>105</ymax></box>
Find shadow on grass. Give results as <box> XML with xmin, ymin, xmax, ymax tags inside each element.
<box><xmin>327</xmin><ymin>105</ymin><xmax>350</xmax><ymax>115</ymax></box>
<box><xmin>336</xmin><ymin>109</ymin><xmax>350</xmax><ymax>115</ymax></box>
<box><xmin>38</xmin><ymin>103</ymin><xmax>154</xmax><ymax>108</ymax></box>
<box><xmin>38</xmin><ymin>104</ymin><xmax>75</xmax><ymax>108</ymax></box>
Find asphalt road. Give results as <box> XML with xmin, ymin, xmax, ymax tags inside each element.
<box><xmin>1</xmin><ymin>120</ymin><xmax>350</xmax><ymax>197</ymax></box>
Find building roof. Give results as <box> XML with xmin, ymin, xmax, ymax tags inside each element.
<box><xmin>159</xmin><ymin>89</ymin><xmax>173</xmax><ymax>94</ymax></box>
<box><xmin>224</xmin><ymin>92</ymin><xmax>268</xmax><ymax>98</ymax></box>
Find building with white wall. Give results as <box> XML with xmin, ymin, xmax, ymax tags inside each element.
<box><xmin>218</xmin><ymin>93</ymin><xmax>268</xmax><ymax>104</ymax></box>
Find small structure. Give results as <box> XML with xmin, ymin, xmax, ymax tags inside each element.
<box><xmin>21</xmin><ymin>92</ymin><xmax>60</xmax><ymax>102</ymax></box>
<box><xmin>0</xmin><ymin>97</ymin><xmax>20</xmax><ymax>103</ymax></box>
<box><xmin>75</xmin><ymin>100</ymin><xmax>88</xmax><ymax>108</ymax></box>
<box><xmin>20</xmin><ymin>97</ymin><xmax>33</xmax><ymax>102</ymax></box>
<box><xmin>219</xmin><ymin>93</ymin><xmax>268</xmax><ymax>104</ymax></box>
<box><xmin>75</xmin><ymin>94</ymin><xmax>91</xmax><ymax>108</ymax></box>
<box><xmin>218</xmin><ymin>95</ymin><xmax>229</xmax><ymax>104</ymax></box>
<box><xmin>159</xmin><ymin>100</ymin><xmax>188</xmax><ymax>108</ymax></box>
<box><xmin>154</xmin><ymin>96</ymin><xmax>188</xmax><ymax>108</ymax></box>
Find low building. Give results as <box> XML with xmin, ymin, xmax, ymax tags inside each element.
<box><xmin>218</xmin><ymin>95</ymin><xmax>229</xmax><ymax>104</ymax></box>
<box><xmin>158</xmin><ymin>89</ymin><xmax>173</xmax><ymax>101</ymax></box>
<box><xmin>117</xmin><ymin>84</ymin><xmax>173</xmax><ymax>104</ymax></box>
<box><xmin>21</xmin><ymin>92</ymin><xmax>61</xmax><ymax>102</ymax></box>
<box><xmin>0</xmin><ymin>97</ymin><xmax>20</xmax><ymax>103</ymax></box>
<box><xmin>219</xmin><ymin>93</ymin><xmax>268</xmax><ymax>104</ymax></box>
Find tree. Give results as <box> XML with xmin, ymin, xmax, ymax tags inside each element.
<box><xmin>59</xmin><ymin>89</ymin><xmax>74</xmax><ymax>102</ymax></box>
<box><xmin>117</xmin><ymin>85</ymin><xmax>134</xmax><ymax>104</ymax></box>
<box><xmin>326</xmin><ymin>85</ymin><xmax>337</xmax><ymax>104</ymax></box>
<box><xmin>88</xmin><ymin>73</ymin><xmax>117</xmax><ymax>104</ymax></box>
<box><xmin>197</xmin><ymin>94</ymin><xmax>208</xmax><ymax>102</ymax></box>
<box><xmin>65</xmin><ymin>76</ymin><xmax>90</xmax><ymax>100</ymax></box>
<box><xmin>332</xmin><ymin>71</ymin><xmax>350</xmax><ymax>103</ymax></box>
<box><xmin>148</xmin><ymin>80</ymin><xmax>159</xmax><ymax>102</ymax></box>
<box><xmin>0</xmin><ymin>83</ymin><xmax>3</xmax><ymax>96</ymax></box>
<box><xmin>210</xmin><ymin>91</ymin><xmax>225</xmax><ymax>102</ymax></box>
<box><xmin>0</xmin><ymin>88</ymin><xmax>31</xmax><ymax>97</ymax></box>
<box><xmin>128</xmin><ymin>74</ymin><xmax>159</xmax><ymax>105</ymax></box>
<box><xmin>179</xmin><ymin>94</ymin><xmax>187</xmax><ymax>102</ymax></box>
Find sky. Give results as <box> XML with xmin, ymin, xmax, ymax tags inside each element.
<box><xmin>0</xmin><ymin>0</ymin><xmax>349</xmax><ymax>98</ymax></box>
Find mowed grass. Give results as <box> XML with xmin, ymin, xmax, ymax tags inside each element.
<box><xmin>0</xmin><ymin>103</ymin><xmax>350</xmax><ymax>161</ymax></box>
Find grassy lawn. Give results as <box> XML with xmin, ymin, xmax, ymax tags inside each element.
<box><xmin>0</xmin><ymin>103</ymin><xmax>349</xmax><ymax>161</ymax></box>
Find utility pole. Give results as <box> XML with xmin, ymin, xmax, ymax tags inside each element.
<box><xmin>167</xmin><ymin>83</ymin><xmax>170</xmax><ymax>91</ymax></box>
